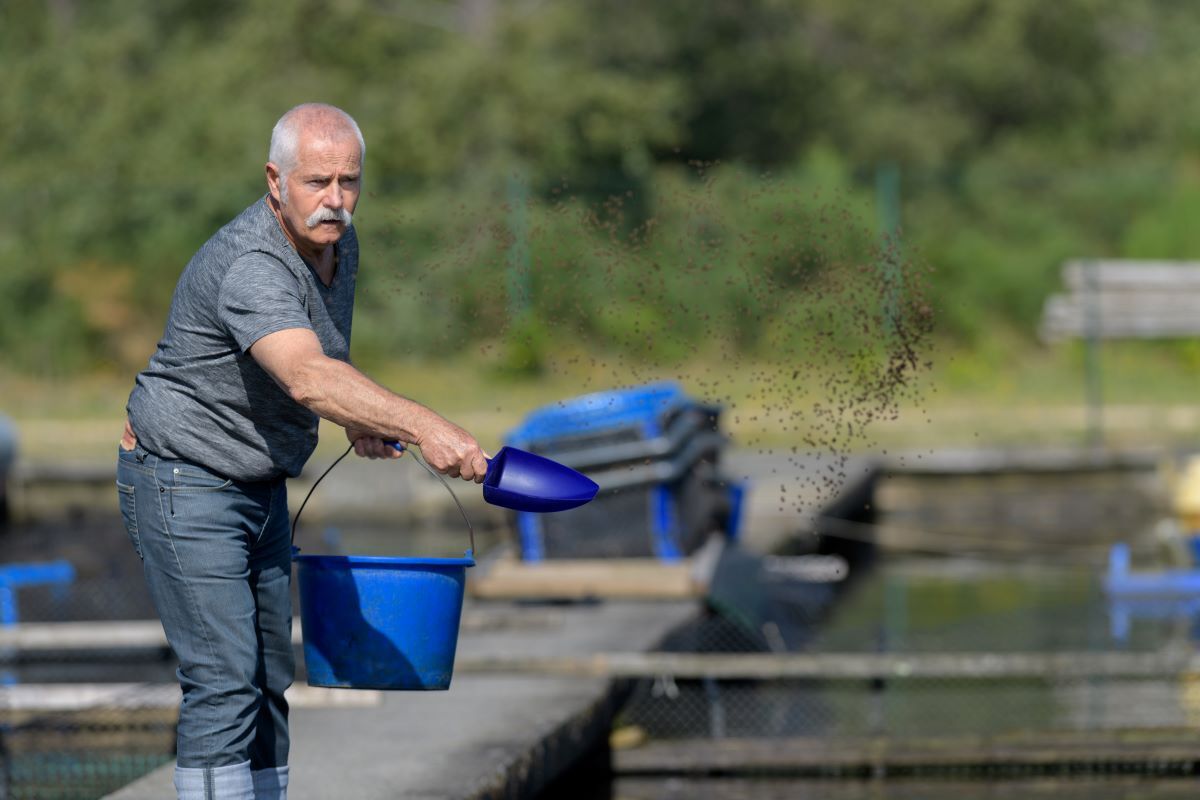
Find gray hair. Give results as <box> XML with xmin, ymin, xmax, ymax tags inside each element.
<box><xmin>269</xmin><ymin>103</ymin><xmax>365</xmax><ymax>201</ymax></box>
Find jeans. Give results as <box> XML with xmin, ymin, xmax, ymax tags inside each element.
<box><xmin>117</xmin><ymin>444</ymin><xmax>293</xmax><ymax>799</ymax></box>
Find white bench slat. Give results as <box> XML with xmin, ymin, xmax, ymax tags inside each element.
<box><xmin>1046</xmin><ymin>292</ymin><xmax>1200</xmax><ymax>313</ymax></box>
<box><xmin>1043</xmin><ymin>319</ymin><xmax>1200</xmax><ymax>339</ymax></box>
<box><xmin>1064</xmin><ymin>260</ymin><xmax>1200</xmax><ymax>290</ymax></box>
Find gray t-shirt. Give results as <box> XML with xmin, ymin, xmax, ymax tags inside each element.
<box><xmin>127</xmin><ymin>196</ymin><xmax>358</xmax><ymax>481</ymax></box>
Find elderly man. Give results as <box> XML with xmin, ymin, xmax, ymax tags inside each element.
<box><xmin>117</xmin><ymin>103</ymin><xmax>488</xmax><ymax>799</ymax></box>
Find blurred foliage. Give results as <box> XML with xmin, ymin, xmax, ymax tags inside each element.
<box><xmin>2</xmin><ymin>0</ymin><xmax>1199</xmax><ymax>378</ymax></box>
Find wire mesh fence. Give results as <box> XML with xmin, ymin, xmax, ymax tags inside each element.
<box><xmin>0</xmin><ymin>689</ymin><xmax>177</xmax><ymax>800</ymax></box>
<box><xmin>620</xmin><ymin>673</ymin><xmax>1200</xmax><ymax>742</ymax></box>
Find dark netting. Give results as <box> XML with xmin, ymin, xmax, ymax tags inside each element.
<box><xmin>15</xmin><ymin>577</ymin><xmax>156</xmax><ymax>623</ymax></box>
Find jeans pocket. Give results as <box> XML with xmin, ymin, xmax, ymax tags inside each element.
<box><xmin>116</xmin><ymin>480</ymin><xmax>143</xmax><ymax>560</ymax></box>
<box><xmin>170</xmin><ymin>466</ymin><xmax>234</xmax><ymax>492</ymax></box>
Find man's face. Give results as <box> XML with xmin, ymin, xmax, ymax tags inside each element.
<box><xmin>268</xmin><ymin>132</ymin><xmax>362</xmax><ymax>256</ymax></box>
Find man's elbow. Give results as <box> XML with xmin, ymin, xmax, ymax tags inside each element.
<box><xmin>280</xmin><ymin>362</ymin><xmax>326</xmax><ymax>409</ymax></box>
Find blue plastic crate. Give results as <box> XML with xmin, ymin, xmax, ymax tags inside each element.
<box><xmin>505</xmin><ymin>383</ymin><xmax>744</xmax><ymax>562</ymax></box>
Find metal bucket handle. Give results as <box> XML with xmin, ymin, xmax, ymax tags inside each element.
<box><xmin>391</xmin><ymin>443</ymin><xmax>476</xmax><ymax>561</ymax></box>
<box><xmin>291</xmin><ymin>443</ymin><xmax>476</xmax><ymax>561</ymax></box>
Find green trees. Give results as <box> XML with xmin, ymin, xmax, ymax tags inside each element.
<box><xmin>1</xmin><ymin>0</ymin><xmax>1196</xmax><ymax>376</ymax></box>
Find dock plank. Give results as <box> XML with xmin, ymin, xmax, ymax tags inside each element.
<box><xmin>615</xmin><ymin>731</ymin><xmax>1200</xmax><ymax>775</ymax></box>
<box><xmin>455</xmin><ymin>649</ymin><xmax>1200</xmax><ymax>679</ymax></box>
<box><xmin>470</xmin><ymin>558</ymin><xmax>701</xmax><ymax>600</ymax></box>
<box><xmin>9</xmin><ymin>621</ymin><xmax>1197</xmax><ymax>680</ymax></box>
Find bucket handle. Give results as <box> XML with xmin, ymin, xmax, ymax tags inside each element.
<box><xmin>389</xmin><ymin>443</ymin><xmax>476</xmax><ymax>560</ymax></box>
<box><xmin>290</xmin><ymin>443</ymin><xmax>476</xmax><ymax>561</ymax></box>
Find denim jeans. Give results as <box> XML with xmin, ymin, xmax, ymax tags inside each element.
<box><xmin>117</xmin><ymin>443</ymin><xmax>293</xmax><ymax>798</ymax></box>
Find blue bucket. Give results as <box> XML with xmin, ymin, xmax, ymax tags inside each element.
<box><xmin>295</xmin><ymin>552</ymin><xmax>474</xmax><ymax>690</ymax></box>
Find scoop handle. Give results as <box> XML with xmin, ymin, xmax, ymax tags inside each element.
<box><xmin>387</xmin><ymin>441</ymin><xmax>495</xmax><ymax>474</ymax></box>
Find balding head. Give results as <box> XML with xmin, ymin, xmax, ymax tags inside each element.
<box><xmin>268</xmin><ymin>104</ymin><xmax>365</xmax><ymax>201</ymax></box>
<box><xmin>264</xmin><ymin>104</ymin><xmax>364</xmax><ymax>261</ymax></box>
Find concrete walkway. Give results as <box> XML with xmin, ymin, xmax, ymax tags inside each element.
<box><xmin>105</xmin><ymin>600</ymin><xmax>697</xmax><ymax>800</ymax></box>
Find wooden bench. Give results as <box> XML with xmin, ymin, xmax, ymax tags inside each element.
<box><xmin>1040</xmin><ymin>259</ymin><xmax>1200</xmax><ymax>341</ymax></box>
<box><xmin>1039</xmin><ymin>259</ymin><xmax>1200</xmax><ymax>443</ymax></box>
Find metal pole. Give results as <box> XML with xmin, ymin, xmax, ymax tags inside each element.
<box><xmin>703</xmin><ymin>676</ymin><xmax>726</xmax><ymax>739</ymax></box>
<box><xmin>506</xmin><ymin>172</ymin><xmax>531</xmax><ymax>322</ymax></box>
<box><xmin>1083</xmin><ymin>261</ymin><xmax>1104</xmax><ymax>446</ymax></box>
<box><xmin>875</xmin><ymin>163</ymin><xmax>901</xmax><ymax>334</ymax></box>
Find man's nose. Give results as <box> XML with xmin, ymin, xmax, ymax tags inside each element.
<box><xmin>324</xmin><ymin>183</ymin><xmax>344</xmax><ymax>208</ymax></box>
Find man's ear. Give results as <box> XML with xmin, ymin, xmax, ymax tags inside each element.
<box><xmin>265</xmin><ymin>162</ymin><xmax>283</xmax><ymax>202</ymax></box>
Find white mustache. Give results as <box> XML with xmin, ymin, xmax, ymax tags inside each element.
<box><xmin>306</xmin><ymin>207</ymin><xmax>352</xmax><ymax>228</ymax></box>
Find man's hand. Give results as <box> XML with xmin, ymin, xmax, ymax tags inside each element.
<box><xmin>415</xmin><ymin>417</ymin><xmax>490</xmax><ymax>483</ymax></box>
<box><xmin>345</xmin><ymin>428</ymin><xmax>404</xmax><ymax>460</ymax></box>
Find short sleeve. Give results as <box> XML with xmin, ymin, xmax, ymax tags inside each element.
<box><xmin>217</xmin><ymin>253</ymin><xmax>313</xmax><ymax>353</ymax></box>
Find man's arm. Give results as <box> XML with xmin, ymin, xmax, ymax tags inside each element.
<box><xmin>248</xmin><ymin>327</ymin><xmax>489</xmax><ymax>481</ymax></box>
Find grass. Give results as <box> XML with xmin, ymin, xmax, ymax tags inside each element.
<box><xmin>6</xmin><ymin>337</ymin><xmax>1200</xmax><ymax>464</ymax></box>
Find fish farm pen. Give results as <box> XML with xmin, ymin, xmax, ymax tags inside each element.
<box><xmin>3</xmin><ymin>386</ymin><xmax>1200</xmax><ymax>798</ymax></box>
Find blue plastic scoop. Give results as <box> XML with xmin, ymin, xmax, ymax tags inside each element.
<box><xmin>389</xmin><ymin>443</ymin><xmax>598</xmax><ymax>512</ymax></box>
<box><xmin>482</xmin><ymin>446</ymin><xmax>599</xmax><ymax>512</ymax></box>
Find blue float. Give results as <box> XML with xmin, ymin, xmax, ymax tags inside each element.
<box><xmin>0</xmin><ymin>561</ymin><xmax>75</xmax><ymax>626</ymax></box>
<box><xmin>1103</xmin><ymin>542</ymin><xmax>1200</xmax><ymax>598</ymax></box>
<box><xmin>1103</xmin><ymin>541</ymin><xmax>1200</xmax><ymax>642</ymax></box>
